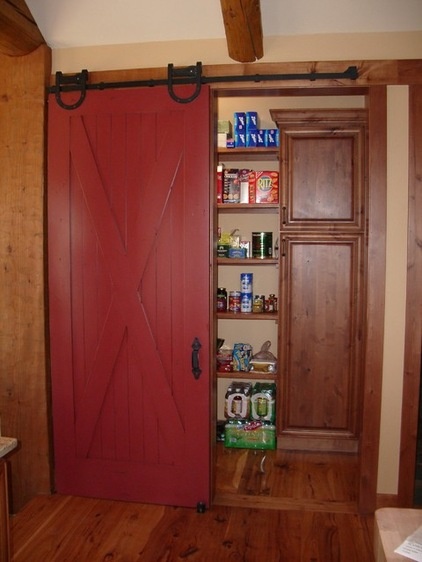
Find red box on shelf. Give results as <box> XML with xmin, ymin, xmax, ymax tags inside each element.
<box><xmin>249</xmin><ymin>171</ymin><xmax>279</xmax><ymax>204</ymax></box>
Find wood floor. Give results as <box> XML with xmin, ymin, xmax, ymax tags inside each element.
<box><xmin>9</xmin><ymin>445</ymin><xmax>375</xmax><ymax>562</ymax></box>
<box><xmin>214</xmin><ymin>443</ymin><xmax>359</xmax><ymax>513</ymax></box>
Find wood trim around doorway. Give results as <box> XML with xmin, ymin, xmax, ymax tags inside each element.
<box><xmin>398</xmin><ymin>85</ymin><xmax>422</xmax><ymax>506</ymax></box>
<box><xmin>359</xmin><ymin>86</ymin><xmax>387</xmax><ymax>514</ymax></box>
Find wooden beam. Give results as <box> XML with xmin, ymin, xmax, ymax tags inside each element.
<box><xmin>220</xmin><ymin>0</ymin><xmax>263</xmax><ymax>63</ymax></box>
<box><xmin>0</xmin><ymin>0</ymin><xmax>45</xmax><ymax>56</ymax></box>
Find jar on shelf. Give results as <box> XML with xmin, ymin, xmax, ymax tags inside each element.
<box><xmin>217</xmin><ymin>287</ymin><xmax>227</xmax><ymax>312</ymax></box>
<box><xmin>253</xmin><ymin>295</ymin><xmax>264</xmax><ymax>313</ymax></box>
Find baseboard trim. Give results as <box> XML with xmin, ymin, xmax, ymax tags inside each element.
<box><xmin>376</xmin><ymin>493</ymin><xmax>399</xmax><ymax>509</ymax></box>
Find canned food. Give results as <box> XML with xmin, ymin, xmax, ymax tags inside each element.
<box><xmin>229</xmin><ymin>291</ymin><xmax>241</xmax><ymax>313</ymax></box>
<box><xmin>252</xmin><ymin>232</ymin><xmax>273</xmax><ymax>259</ymax></box>
<box><xmin>240</xmin><ymin>273</ymin><xmax>253</xmax><ymax>293</ymax></box>
<box><xmin>253</xmin><ymin>295</ymin><xmax>264</xmax><ymax>313</ymax></box>
<box><xmin>240</xmin><ymin>293</ymin><xmax>253</xmax><ymax>313</ymax></box>
<box><xmin>217</xmin><ymin>287</ymin><xmax>227</xmax><ymax>312</ymax></box>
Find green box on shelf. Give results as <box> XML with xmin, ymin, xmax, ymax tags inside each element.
<box><xmin>224</xmin><ymin>421</ymin><xmax>276</xmax><ymax>450</ymax></box>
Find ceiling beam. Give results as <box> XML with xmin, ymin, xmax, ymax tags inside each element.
<box><xmin>0</xmin><ymin>0</ymin><xmax>45</xmax><ymax>56</ymax></box>
<box><xmin>220</xmin><ymin>0</ymin><xmax>264</xmax><ymax>63</ymax></box>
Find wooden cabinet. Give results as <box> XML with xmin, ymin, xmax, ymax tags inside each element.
<box><xmin>271</xmin><ymin>109</ymin><xmax>368</xmax><ymax>452</ymax></box>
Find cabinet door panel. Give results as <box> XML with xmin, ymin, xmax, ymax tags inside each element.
<box><xmin>279</xmin><ymin>235</ymin><xmax>364</xmax><ymax>451</ymax></box>
<box><xmin>288</xmin><ymin>135</ymin><xmax>355</xmax><ymax>221</ymax></box>
<box><xmin>272</xmin><ymin>109</ymin><xmax>367</xmax><ymax>232</ymax></box>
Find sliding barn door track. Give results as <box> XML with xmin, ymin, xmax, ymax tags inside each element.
<box><xmin>49</xmin><ymin>62</ymin><xmax>359</xmax><ymax>110</ymax></box>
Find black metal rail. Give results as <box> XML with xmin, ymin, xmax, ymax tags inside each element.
<box><xmin>48</xmin><ymin>62</ymin><xmax>359</xmax><ymax>110</ymax></box>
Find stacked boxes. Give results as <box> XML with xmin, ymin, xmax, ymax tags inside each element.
<box><xmin>228</xmin><ymin>111</ymin><xmax>279</xmax><ymax>149</ymax></box>
<box><xmin>224</xmin><ymin>381</ymin><xmax>276</xmax><ymax>450</ymax></box>
<box><xmin>220</xmin><ymin>168</ymin><xmax>279</xmax><ymax>205</ymax></box>
<box><xmin>234</xmin><ymin>112</ymin><xmax>246</xmax><ymax>147</ymax></box>
<box><xmin>217</xmin><ymin>120</ymin><xmax>233</xmax><ymax>148</ymax></box>
<box><xmin>218</xmin><ymin>111</ymin><xmax>279</xmax><ymax>205</ymax></box>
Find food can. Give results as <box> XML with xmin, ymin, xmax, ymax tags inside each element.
<box><xmin>229</xmin><ymin>291</ymin><xmax>241</xmax><ymax>313</ymax></box>
<box><xmin>252</xmin><ymin>232</ymin><xmax>273</xmax><ymax>259</ymax></box>
<box><xmin>240</xmin><ymin>273</ymin><xmax>253</xmax><ymax>294</ymax></box>
<box><xmin>217</xmin><ymin>287</ymin><xmax>227</xmax><ymax>312</ymax></box>
<box><xmin>253</xmin><ymin>295</ymin><xmax>264</xmax><ymax>313</ymax></box>
<box><xmin>240</xmin><ymin>293</ymin><xmax>253</xmax><ymax>313</ymax></box>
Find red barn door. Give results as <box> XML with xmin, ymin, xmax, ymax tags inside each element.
<box><xmin>47</xmin><ymin>85</ymin><xmax>210</xmax><ymax>508</ymax></box>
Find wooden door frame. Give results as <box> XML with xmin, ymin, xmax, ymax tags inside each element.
<box><xmin>398</xmin><ymin>84</ymin><xmax>422</xmax><ymax>507</ymax></box>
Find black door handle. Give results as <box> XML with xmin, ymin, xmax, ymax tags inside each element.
<box><xmin>191</xmin><ymin>337</ymin><xmax>202</xmax><ymax>380</ymax></box>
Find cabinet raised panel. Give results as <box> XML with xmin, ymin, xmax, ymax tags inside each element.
<box><xmin>279</xmin><ymin>234</ymin><xmax>364</xmax><ymax>452</ymax></box>
<box><xmin>271</xmin><ymin>109</ymin><xmax>366</xmax><ymax>232</ymax></box>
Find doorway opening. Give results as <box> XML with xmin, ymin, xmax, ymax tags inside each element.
<box><xmin>212</xmin><ymin>85</ymin><xmax>386</xmax><ymax>514</ymax></box>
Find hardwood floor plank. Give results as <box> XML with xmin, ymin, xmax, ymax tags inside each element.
<box><xmin>10</xmin><ymin>494</ymin><xmax>375</xmax><ymax>561</ymax></box>
<box><xmin>10</xmin><ymin>447</ymin><xmax>373</xmax><ymax>560</ymax></box>
<box><xmin>215</xmin><ymin>444</ymin><xmax>359</xmax><ymax>512</ymax></box>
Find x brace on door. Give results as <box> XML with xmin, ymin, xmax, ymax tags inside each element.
<box><xmin>49</xmin><ymin>62</ymin><xmax>359</xmax><ymax>110</ymax></box>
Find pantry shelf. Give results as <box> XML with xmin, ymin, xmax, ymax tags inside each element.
<box><xmin>217</xmin><ymin>147</ymin><xmax>279</xmax><ymax>161</ymax></box>
<box><xmin>217</xmin><ymin>257</ymin><xmax>278</xmax><ymax>265</ymax></box>
<box><xmin>216</xmin><ymin>371</ymin><xmax>276</xmax><ymax>381</ymax></box>
<box><xmin>217</xmin><ymin>312</ymin><xmax>278</xmax><ymax>320</ymax></box>
<box><xmin>217</xmin><ymin>203</ymin><xmax>278</xmax><ymax>214</ymax></box>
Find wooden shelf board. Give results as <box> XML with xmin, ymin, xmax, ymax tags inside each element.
<box><xmin>217</xmin><ymin>257</ymin><xmax>278</xmax><ymax>265</ymax></box>
<box><xmin>217</xmin><ymin>312</ymin><xmax>278</xmax><ymax>320</ymax></box>
<box><xmin>217</xmin><ymin>203</ymin><xmax>279</xmax><ymax>213</ymax></box>
<box><xmin>216</xmin><ymin>372</ymin><xmax>276</xmax><ymax>381</ymax></box>
<box><xmin>217</xmin><ymin>147</ymin><xmax>279</xmax><ymax>161</ymax></box>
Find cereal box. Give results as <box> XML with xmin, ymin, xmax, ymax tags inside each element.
<box><xmin>223</xmin><ymin>169</ymin><xmax>240</xmax><ymax>203</ymax></box>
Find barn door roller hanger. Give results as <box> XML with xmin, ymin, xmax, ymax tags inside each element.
<box><xmin>50</xmin><ymin>62</ymin><xmax>359</xmax><ymax>110</ymax></box>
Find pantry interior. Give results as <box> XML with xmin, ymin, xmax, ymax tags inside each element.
<box><xmin>212</xmin><ymin>87</ymin><xmax>370</xmax><ymax>511</ymax></box>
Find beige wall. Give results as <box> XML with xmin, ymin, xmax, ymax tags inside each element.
<box><xmin>51</xmin><ymin>31</ymin><xmax>422</xmax><ymax>73</ymax></box>
<box><xmin>377</xmin><ymin>86</ymin><xmax>409</xmax><ymax>494</ymax></box>
<box><xmin>49</xmin><ymin>31</ymin><xmax>422</xmax><ymax>495</ymax></box>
